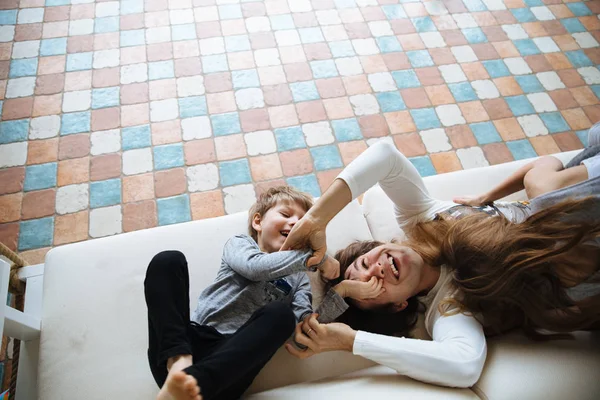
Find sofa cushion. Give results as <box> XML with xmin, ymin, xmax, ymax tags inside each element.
<box><xmin>39</xmin><ymin>200</ymin><xmax>375</xmax><ymax>399</ymax></box>
<box><xmin>247</xmin><ymin>365</ymin><xmax>480</xmax><ymax>399</ymax></box>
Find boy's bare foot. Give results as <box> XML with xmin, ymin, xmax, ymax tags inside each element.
<box><xmin>157</xmin><ymin>371</ymin><xmax>202</xmax><ymax>400</ymax></box>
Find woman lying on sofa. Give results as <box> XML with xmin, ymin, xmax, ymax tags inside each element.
<box><xmin>281</xmin><ymin>125</ymin><xmax>600</xmax><ymax>388</ymax></box>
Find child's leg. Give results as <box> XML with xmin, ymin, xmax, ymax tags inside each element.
<box><xmin>184</xmin><ymin>302</ymin><xmax>296</xmax><ymax>400</ymax></box>
<box><xmin>145</xmin><ymin>250</ymin><xmax>195</xmax><ymax>387</ymax></box>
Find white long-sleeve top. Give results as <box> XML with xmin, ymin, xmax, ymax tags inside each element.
<box><xmin>337</xmin><ymin>141</ymin><xmax>487</xmax><ymax>388</ymax></box>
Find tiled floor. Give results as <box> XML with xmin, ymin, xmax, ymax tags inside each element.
<box><xmin>0</xmin><ymin>0</ymin><xmax>599</xmax><ymax>263</ymax></box>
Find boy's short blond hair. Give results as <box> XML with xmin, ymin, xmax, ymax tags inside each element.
<box><xmin>248</xmin><ymin>186</ymin><xmax>314</xmax><ymax>242</ymax></box>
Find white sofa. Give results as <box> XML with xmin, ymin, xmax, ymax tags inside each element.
<box><xmin>16</xmin><ymin>150</ymin><xmax>600</xmax><ymax>399</ymax></box>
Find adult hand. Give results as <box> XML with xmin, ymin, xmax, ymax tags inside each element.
<box><xmin>281</xmin><ymin>215</ymin><xmax>328</xmax><ymax>270</ymax></box>
<box><xmin>285</xmin><ymin>314</ymin><xmax>357</xmax><ymax>359</ymax></box>
<box><xmin>453</xmin><ymin>194</ymin><xmax>489</xmax><ymax>207</ymax></box>
<box><xmin>319</xmin><ymin>256</ymin><xmax>340</xmax><ymax>280</ymax></box>
<box><xmin>341</xmin><ymin>276</ymin><xmax>385</xmax><ymax>300</ymax></box>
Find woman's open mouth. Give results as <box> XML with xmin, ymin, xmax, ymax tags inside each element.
<box><xmin>388</xmin><ymin>255</ymin><xmax>400</xmax><ymax>279</ymax></box>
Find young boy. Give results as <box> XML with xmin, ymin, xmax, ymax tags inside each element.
<box><xmin>144</xmin><ymin>186</ymin><xmax>379</xmax><ymax>400</ymax></box>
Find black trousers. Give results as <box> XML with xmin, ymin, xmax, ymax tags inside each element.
<box><xmin>144</xmin><ymin>250</ymin><xmax>296</xmax><ymax>400</ymax></box>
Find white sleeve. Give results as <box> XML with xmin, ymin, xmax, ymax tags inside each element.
<box><xmin>352</xmin><ymin>312</ymin><xmax>487</xmax><ymax>388</ymax></box>
<box><xmin>337</xmin><ymin>142</ymin><xmax>453</xmax><ymax>228</ymax></box>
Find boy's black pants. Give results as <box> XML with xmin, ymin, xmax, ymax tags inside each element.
<box><xmin>144</xmin><ymin>250</ymin><xmax>296</xmax><ymax>400</ymax></box>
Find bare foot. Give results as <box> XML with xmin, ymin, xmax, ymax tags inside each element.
<box><xmin>157</xmin><ymin>370</ymin><xmax>202</xmax><ymax>400</ymax></box>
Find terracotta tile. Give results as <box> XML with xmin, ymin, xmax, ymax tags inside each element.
<box><xmin>524</xmin><ymin>54</ymin><xmax>552</xmax><ymax>73</ymax></box>
<box><xmin>249</xmin><ymin>154</ymin><xmax>283</xmax><ymax>181</ymax></box>
<box><xmin>481</xmin><ymin>26</ymin><xmax>508</xmax><ymax>42</ymax></box>
<box><xmin>71</xmin><ymin>4</ymin><xmax>94</xmax><ymax>19</ymax></box>
<box><xmin>342</xmin><ymin>75</ymin><xmax>371</xmax><ymax>95</ymax></box>
<box><xmin>471</xmin><ymin>11</ymin><xmax>496</xmax><ymax>27</ymax></box>
<box><xmin>314</xmin><ymin>77</ymin><xmax>345</xmax><ymax>99</ymax></box>
<box><xmin>492</xmin><ymin>41</ymin><xmax>519</xmax><ymax>58</ymax></box>
<box><xmin>440</xmin><ymin>30</ymin><xmax>468</xmax><ymax>46</ymax></box>
<box><xmin>196</xmin><ymin>21</ymin><xmax>222</xmax><ymax>39</ymax></box>
<box><xmin>321</xmin><ymin>97</ymin><xmax>353</xmax><ymax>120</ymax></box>
<box><xmin>44</xmin><ymin>5</ymin><xmax>70</xmax><ymax>22</ymax></box>
<box><xmin>240</xmin><ymin>108</ymin><xmax>270</xmax><ymax>133</ymax></box>
<box><xmin>338</xmin><ymin>140</ymin><xmax>367</xmax><ymax>165</ymax></box>
<box><xmin>493</xmin><ymin>77</ymin><xmax>523</xmax><ymax>97</ymax></box>
<box><xmin>493</xmin><ymin>117</ymin><xmax>525</xmax><ymax>141</ymax></box>
<box><xmin>585</xmin><ymin>48</ymin><xmax>600</xmax><ymax>65</ymax></box>
<box><xmin>428</xmin><ymin>48</ymin><xmax>456</xmax><ymax>66</ymax></box>
<box><xmin>94</xmin><ymin>32</ymin><xmax>119</xmax><ymax>51</ymax></box>
<box><xmin>148</xmin><ymin>78</ymin><xmax>176</xmax><ymax>101</ymax></box>
<box><xmin>588</xmin><ymin>0</ymin><xmax>600</xmax><ymax>13</ymax></box>
<box><xmin>482</xmin><ymin>98</ymin><xmax>512</xmax><ymax>120</ymax></box>
<box><xmin>382</xmin><ymin>53</ymin><xmax>411</xmax><ymax>70</ymax></box>
<box><xmin>425</xmin><ymin>84</ymin><xmax>455</xmax><ymax>106</ymax></box>
<box><xmin>263</xmin><ymin>84</ymin><xmax>293</xmax><ymax>106</ymax></box>
<box><xmin>147</xmin><ymin>43</ymin><xmax>173</xmax><ymax>62</ymax></box>
<box><xmin>504</xmin><ymin>0</ymin><xmax>525</xmax><ymax>7</ymax></box>
<box><xmin>552</xmin><ymin>132</ymin><xmax>583</xmax><ymax>151</ymax></box>
<box><xmin>415</xmin><ymin>67</ymin><xmax>444</xmax><ymax>86</ymax></box>
<box><xmin>361</xmin><ymin>6</ymin><xmax>385</xmax><ymax>21</ymax></box>
<box><xmin>0</xmin><ymin>80</ymin><xmax>6</xmax><ymax>100</ymax></box>
<box><xmin>462</xmin><ymin>62</ymin><xmax>490</xmax><ymax>81</ymax></box>
<box><xmin>391</xmin><ymin>20</ymin><xmax>417</xmax><ymax>35</ymax></box>
<box><xmin>204</xmin><ymin>72</ymin><xmax>233</xmax><ymax>93</ymax></box>
<box><xmin>386</xmin><ymin>111</ymin><xmax>416</xmax><ymax>135</ymax></box>
<box><xmin>154</xmin><ymin>168</ymin><xmax>186</xmax><ymax>198</ymax></box>
<box><xmin>295</xmin><ymin>100</ymin><xmax>326</xmax><ymax>124</ymax></box>
<box><xmin>549</xmin><ymin>89</ymin><xmax>578</xmax><ymax>110</ymax></box>
<box><xmin>359</xmin><ymin>55</ymin><xmax>387</xmax><ymax>73</ymax></box>
<box><xmin>580</xmin><ymin>16</ymin><xmax>600</xmax><ymax>32</ymax></box>
<box><xmin>27</xmin><ymin>138</ymin><xmax>58</xmax><ymax>165</ymax></box>
<box><xmin>19</xmin><ymin>247</ymin><xmax>51</xmax><ymax>265</ymax></box>
<box><xmin>54</xmin><ymin>210</ymin><xmax>89</xmax><ymax>245</ymax></box>
<box><xmin>21</xmin><ymin>189</ymin><xmax>55</xmax><ymax>220</ymax></box>
<box><xmin>38</xmin><ymin>55</ymin><xmax>65</xmax><ymax>75</ymax></box>
<box><xmin>2</xmin><ymin>97</ymin><xmax>33</xmax><ymax>120</ymax></box>
<box><xmin>304</xmin><ymin>43</ymin><xmax>332</xmax><ymax>61</ymax></box>
<box><xmin>0</xmin><ymin>43</ymin><xmax>11</xmax><ymax>61</ymax></box>
<box><xmin>121</xmin><ymin>14</ymin><xmax>145</xmax><ymax>30</ymax></box>
<box><xmin>554</xmin><ymin>34</ymin><xmax>579</xmax><ymax>52</ymax></box>
<box><xmin>121</xmin><ymin>103</ymin><xmax>150</xmax><ymax>127</ymax></box>
<box><xmin>0</xmin><ymin>223</ymin><xmax>19</xmax><ymax>251</ymax></box>
<box><xmin>561</xmin><ymin>108</ymin><xmax>592</xmax><ymax>131</ymax></box>
<box><xmin>280</xmin><ymin>149</ymin><xmax>313</xmax><ymax>176</ymax></box>
<box><xmin>120</xmin><ymin>82</ymin><xmax>148</xmax><ymax>105</ymax></box>
<box><xmin>570</xmin><ymin>87</ymin><xmax>599</xmax><ymax>108</ymax></box>
<box><xmin>522</xmin><ymin>22</ymin><xmax>547</xmax><ymax>38</ymax></box>
<box><xmin>67</xmin><ymin>36</ymin><xmax>93</xmax><ymax>53</ymax></box>
<box><xmin>544</xmin><ymin>53</ymin><xmax>572</xmax><ymax>70</ymax></box>
<box><xmin>57</xmin><ymin>157</ymin><xmax>89</xmax><ymax>186</ymax></box>
<box><xmin>540</xmin><ymin>21</ymin><xmax>566</xmax><ymax>37</ymax></box>
<box><xmin>482</xmin><ymin>142</ymin><xmax>514</xmax><ymax>165</ymax></box>
<box><xmin>122</xmin><ymin>174</ymin><xmax>155</xmax><ymax>205</ymax></box>
<box><xmin>190</xmin><ymin>191</ymin><xmax>224</xmax><ymax>220</ymax></box>
<box><xmin>92</xmin><ymin>67</ymin><xmax>120</xmax><ymax>88</ymax></box>
<box><xmin>445</xmin><ymin>0</ymin><xmax>468</xmax><ymax>13</ymax></box>
<box><xmin>59</xmin><ymin>134</ymin><xmax>90</xmax><ymax>160</ymax></box>
<box><xmin>174</xmin><ymin>57</ymin><xmax>202</xmax><ymax>77</ymax></box>
<box><xmin>392</xmin><ymin>132</ymin><xmax>426</xmax><ymax>156</ymax></box>
<box><xmin>123</xmin><ymin>201</ymin><xmax>157</xmax><ymax>232</ymax></box>
<box><xmin>583</xmin><ymin>105</ymin><xmax>600</xmax><ymax>124</ymax></box>
<box><xmin>430</xmin><ymin>151</ymin><xmax>462</xmax><ymax>174</ymax></box>
<box><xmin>15</xmin><ymin>23</ymin><xmax>42</xmax><ymax>41</ymax></box>
<box><xmin>459</xmin><ymin>101</ymin><xmax>489</xmax><ymax>123</ymax></box>
<box><xmin>284</xmin><ymin>63</ymin><xmax>312</xmax><ymax>83</ymax></box>
<box><xmin>0</xmin><ymin>193</ymin><xmax>22</xmax><ymax>223</ymax></box>
<box><xmin>268</xmin><ymin>104</ymin><xmax>298</xmax><ymax>128</ymax></box>
<box><xmin>471</xmin><ymin>44</ymin><xmax>499</xmax><ymax>61</ymax></box>
<box><xmin>401</xmin><ymin>87</ymin><xmax>432</xmax><ymax>109</ymax></box>
<box><xmin>548</xmin><ymin>4</ymin><xmax>573</xmax><ymax>19</ymax></box>
<box><xmin>64</xmin><ymin>70</ymin><xmax>92</xmax><ymax>92</ymax></box>
<box><xmin>558</xmin><ymin>69</ymin><xmax>585</xmax><ymax>88</ymax></box>
<box><xmin>32</xmin><ymin>93</ymin><xmax>62</xmax><ymax>117</ymax></box>
<box><xmin>0</xmin><ymin>61</ymin><xmax>7</xmax><ymax>80</ymax></box>
<box><xmin>529</xmin><ymin>136</ymin><xmax>561</xmax><ymax>156</ymax></box>
<box><xmin>91</xmin><ymin>107</ymin><xmax>120</xmax><ymax>132</ymax></box>
<box><xmin>317</xmin><ymin>168</ymin><xmax>343</xmax><ymax>192</ymax></box>
<box><xmin>446</xmin><ymin>125</ymin><xmax>477</xmax><ymax>149</ymax></box>
<box><xmin>345</xmin><ymin>22</ymin><xmax>371</xmax><ymax>39</ymax></box>
<box><xmin>0</xmin><ymin>167</ymin><xmax>24</xmax><ymax>195</ymax></box>
<box><xmin>35</xmin><ymin>73</ymin><xmax>65</xmax><ymax>95</ymax></box>
<box><xmin>398</xmin><ymin>34</ymin><xmax>425</xmax><ymax>51</ymax></box>
<box><xmin>214</xmin><ymin>134</ymin><xmax>247</xmax><ymax>160</ymax></box>
<box><xmin>151</xmin><ymin>120</ymin><xmax>181</xmax><ymax>145</ymax></box>
<box><xmin>358</xmin><ymin>114</ymin><xmax>389</xmax><ymax>138</ymax></box>
<box><xmin>90</xmin><ymin>154</ymin><xmax>121</xmax><ymax>181</ymax></box>
<box><xmin>432</xmin><ymin>15</ymin><xmax>458</xmax><ymax>31</ymax></box>
<box><xmin>207</xmin><ymin>92</ymin><xmax>236</xmax><ymax>114</ymax></box>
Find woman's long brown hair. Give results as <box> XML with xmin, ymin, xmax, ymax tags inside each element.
<box><xmin>405</xmin><ymin>197</ymin><xmax>600</xmax><ymax>338</ymax></box>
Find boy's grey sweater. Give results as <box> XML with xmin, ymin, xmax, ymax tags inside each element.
<box><xmin>192</xmin><ymin>234</ymin><xmax>349</xmax><ymax>335</ymax></box>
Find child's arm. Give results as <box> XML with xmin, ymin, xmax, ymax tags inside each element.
<box><xmin>453</xmin><ymin>159</ymin><xmax>539</xmax><ymax>206</ymax></box>
<box><xmin>223</xmin><ymin>235</ymin><xmax>315</xmax><ymax>281</ymax></box>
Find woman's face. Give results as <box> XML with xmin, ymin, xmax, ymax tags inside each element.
<box><xmin>344</xmin><ymin>243</ymin><xmax>424</xmax><ymax>311</ymax></box>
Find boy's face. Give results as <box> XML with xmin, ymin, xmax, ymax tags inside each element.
<box><xmin>252</xmin><ymin>200</ymin><xmax>308</xmax><ymax>253</ymax></box>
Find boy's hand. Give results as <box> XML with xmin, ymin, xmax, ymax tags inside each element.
<box><xmin>339</xmin><ymin>277</ymin><xmax>384</xmax><ymax>300</ymax></box>
<box><xmin>453</xmin><ymin>194</ymin><xmax>490</xmax><ymax>207</ymax></box>
<box><xmin>318</xmin><ymin>256</ymin><xmax>340</xmax><ymax>280</ymax></box>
